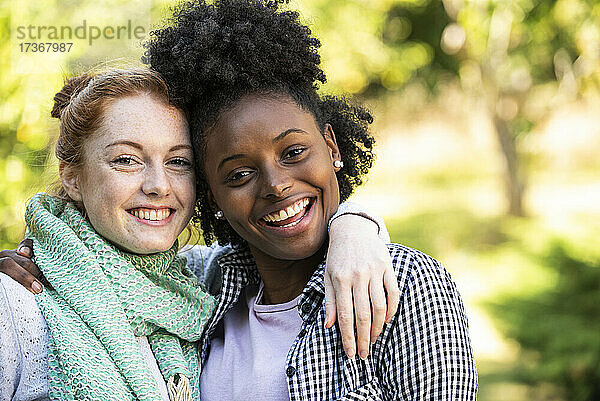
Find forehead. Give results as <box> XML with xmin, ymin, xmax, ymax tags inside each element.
<box><xmin>93</xmin><ymin>94</ymin><xmax>189</xmax><ymax>146</ymax></box>
<box><xmin>209</xmin><ymin>94</ymin><xmax>319</xmax><ymax>149</ymax></box>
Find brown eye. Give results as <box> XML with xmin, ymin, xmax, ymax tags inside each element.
<box><xmin>284</xmin><ymin>147</ymin><xmax>306</xmax><ymax>159</ymax></box>
<box><xmin>226</xmin><ymin>169</ymin><xmax>253</xmax><ymax>183</ymax></box>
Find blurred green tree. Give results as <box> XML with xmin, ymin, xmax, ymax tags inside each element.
<box><xmin>487</xmin><ymin>243</ymin><xmax>600</xmax><ymax>400</ymax></box>
<box><xmin>303</xmin><ymin>0</ymin><xmax>600</xmax><ymax>216</ymax></box>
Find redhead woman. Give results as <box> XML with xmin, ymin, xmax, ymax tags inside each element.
<box><xmin>0</xmin><ymin>67</ymin><xmax>397</xmax><ymax>401</ymax></box>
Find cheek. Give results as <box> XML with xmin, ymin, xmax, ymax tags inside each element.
<box><xmin>215</xmin><ymin>187</ymin><xmax>252</xmax><ymax>219</ymax></box>
<box><xmin>306</xmin><ymin>157</ymin><xmax>340</xmax><ymax>211</ymax></box>
<box><xmin>176</xmin><ymin>174</ymin><xmax>196</xmax><ymax>201</ymax></box>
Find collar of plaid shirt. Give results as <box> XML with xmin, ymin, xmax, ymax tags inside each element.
<box><xmin>198</xmin><ymin>244</ymin><xmax>478</xmax><ymax>401</ymax></box>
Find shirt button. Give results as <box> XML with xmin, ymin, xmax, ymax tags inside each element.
<box><xmin>301</xmin><ymin>303</ymin><xmax>311</xmax><ymax>314</ymax></box>
<box><xmin>286</xmin><ymin>366</ymin><xmax>296</xmax><ymax>377</ymax></box>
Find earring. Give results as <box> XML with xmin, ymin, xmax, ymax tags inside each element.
<box><xmin>214</xmin><ymin>210</ymin><xmax>224</xmax><ymax>219</ymax></box>
<box><xmin>333</xmin><ymin>160</ymin><xmax>344</xmax><ymax>168</ymax></box>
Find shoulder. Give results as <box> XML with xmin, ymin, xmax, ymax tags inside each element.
<box><xmin>377</xmin><ymin>245</ymin><xmax>478</xmax><ymax>397</ymax></box>
<box><xmin>386</xmin><ymin>243</ymin><xmax>456</xmax><ymax>294</ymax></box>
<box><xmin>0</xmin><ymin>273</ymin><xmax>44</xmax><ymax>321</ymax></box>
<box><xmin>0</xmin><ymin>272</ymin><xmax>48</xmax><ymax>340</ymax></box>
<box><xmin>0</xmin><ymin>274</ymin><xmax>49</xmax><ymax>401</ymax></box>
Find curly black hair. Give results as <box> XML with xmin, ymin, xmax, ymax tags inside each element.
<box><xmin>144</xmin><ymin>0</ymin><xmax>375</xmax><ymax>247</ymax></box>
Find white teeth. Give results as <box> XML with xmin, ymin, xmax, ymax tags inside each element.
<box><xmin>130</xmin><ymin>208</ymin><xmax>171</xmax><ymax>221</ymax></box>
<box><xmin>263</xmin><ymin>198</ymin><xmax>311</xmax><ymax>223</ymax></box>
<box><xmin>281</xmin><ymin>219</ymin><xmax>301</xmax><ymax>228</ymax></box>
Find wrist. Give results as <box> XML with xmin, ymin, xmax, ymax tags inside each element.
<box><xmin>329</xmin><ymin>213</ymin><xmax>379</xmax><ymax>240</ymax></box>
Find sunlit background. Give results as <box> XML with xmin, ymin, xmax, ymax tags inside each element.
<box><xmin>1</xmin><ymin>1</ymin><xmax>599</xmax><ymax>399</ymax></box>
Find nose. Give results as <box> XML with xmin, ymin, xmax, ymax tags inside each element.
<box><xmin>260</xmin><ymin>165</ymin><xmax>292</xmax><ymax>199</ymax></box>
<box><xmin>142</xmin><ymin>165</ymin><xmax>170</xmax><ymax>197</ymax></box>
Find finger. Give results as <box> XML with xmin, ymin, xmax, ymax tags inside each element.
<box><xmin>369</xmin><ymin>277</ymin><xmax>387</xmax><ymax>344</ymax></box>
<box><xmin>353</xmin><ymin>280</ymin><xmax>372</xmax><ymax>360</ymax></box>
<box><xmin>17</xmin><ymin>239</ymin><xmax>34</xmax><ymax>258</ymax></box>
<box><xmin>0</xmin><ymin>251</ymin><xmax>50</xmax><ymax>291</ymax></box>
<box><xmin>0</xmin><ymin>257</ymin><xmax>44</xmax><ymax>294</ymax></box>
<box><xmin>323</xmin><ymin>273</ymin><xmax>337</xmax><ymax>329</ymax></box>
<box><xmin>384</xmin><ymin>268</ymin><xmax>400</xmax><ymax>323</ymax></box>
<box><xmin>0</xmin><ymin>250</ymin><xmax>39</xmax><ymax>275</ymax></box>
<box><xmin>333</xmin><ymin>279</ymin><xmax>356</xmax><ymax>359</ymax></box>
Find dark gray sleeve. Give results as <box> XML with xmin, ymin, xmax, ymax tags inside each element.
<box><xmin>181</xmin><ymin>242</ymin><xmax>234</xmax><ymax>295</ymax></box>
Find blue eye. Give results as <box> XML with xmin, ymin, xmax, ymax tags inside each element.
<box><xmin>168</xmin><ymin>157</ymin><xmax>192</xmax><ymax>167</ymax></box>
<box><xmin>112</xmin><ymin>156</ymin><xmax>136</xmax><ymax>165</ymax></box>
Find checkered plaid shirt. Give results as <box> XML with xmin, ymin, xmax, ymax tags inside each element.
<box><xmin>198</xmin><ymin>243</ymin><xmax>477</xmax><ymax>400</ymax></box>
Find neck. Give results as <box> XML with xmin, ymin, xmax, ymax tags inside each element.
<box><xmin>248</xmin><ymin>242</ymin><xmax>327</xmax><ymax>304</ymax></box>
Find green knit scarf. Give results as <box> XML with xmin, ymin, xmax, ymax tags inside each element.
<box><xmin>25</xmin><ymin>193</ymin><xmax>215</xmax><ymax>401</ymax></box>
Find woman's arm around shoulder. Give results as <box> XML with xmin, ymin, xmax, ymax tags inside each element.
<box><xmin>376</xmin><ymin>244</ymin><xmax>477</xmax><ymax>401</ymax></box>
<box><xmin>0</xmin><ymin>273</ymin><xmax>50</xmax><ymax>401</ymax></box>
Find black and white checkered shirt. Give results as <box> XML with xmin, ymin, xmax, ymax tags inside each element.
<box><xmin>198</xmin><ymin>243</ymin><xmax>477</xmax><ymax>400</ymax></box>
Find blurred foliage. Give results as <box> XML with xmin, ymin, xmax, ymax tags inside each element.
<box><xmin>302</xmin><ymin>0</ymin><xmax>600</xmax><ymax>216</ymax></box>
<box><xmin>487</xmin><ymin>243</ymin><xmax>600</xmax><ymax>401</ymax></box>
<box><xmin>387</xmin><ymin>206</ymin><xmax>600</xmax><ymax>401</ymax></box>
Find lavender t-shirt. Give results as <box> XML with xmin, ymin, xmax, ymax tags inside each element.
<box><xmin>200</xmin><ymin>282</ymin><xmax>303</xmax><ymax>401</ymax></box>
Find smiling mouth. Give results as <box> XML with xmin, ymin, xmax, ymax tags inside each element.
<box><xmin>127</xmin><ymin>207</ymin><xmax>173</xmax><ymax>221</ymax></box>
<box><xmin>261</xmin><ymin>197</ymin><xmax>314</xmax><ymax>228</ymax></box>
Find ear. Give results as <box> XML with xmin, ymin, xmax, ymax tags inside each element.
<box><xmin>323</xmin><ymin>123</ymin><xmax>342</xmax><ymax>170</ymax></box>
<box><xmin>59</xmin><ymin>161</ymin><xmax>83</xmax><ymax>202</ymax></box>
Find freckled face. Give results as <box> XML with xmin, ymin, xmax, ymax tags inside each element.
<box><xmin>203</xmin><ymin>94</ymin><xmax>342</xmax><ymax>261</ymax></box>
<box><xmin>66</xmin><ymin>94</ymin><xmax>195</xmax><ymax>254</ymax></box>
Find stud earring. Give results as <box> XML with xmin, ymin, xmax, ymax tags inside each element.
<box><xmin>214</xmin><ymin>210</ymin><xmax>224</xmax><ymax>219</ymax></box>
<box><xmin>333</xmin><ymin>160</ymin><xmax>344</xmax><ymax>168</ymax></box>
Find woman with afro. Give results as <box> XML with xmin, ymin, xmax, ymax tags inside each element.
<box><xmin>145</xmin><ymin>0</ymin><xmax>478</xmax><ymax>400</ymax></box>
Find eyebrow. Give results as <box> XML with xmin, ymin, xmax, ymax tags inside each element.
<box><xmin>105</xmin><ymin>140</ymin><xmax>192</xmax><ymax>152</ymax></box>
<box><xmin>217</xmin><ymin>128</ymin><xmax>308</xmax><ymax>171</ymax></box>
<box><xmin>273</xmin><ymin>128</ymin><xmax>308</xmax><ymax>143</ymax></box>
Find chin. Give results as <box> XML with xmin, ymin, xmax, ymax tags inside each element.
<box><xmin>264</xmin><ymin>238</ymin><xmax>325</xmax><ymax>261</ymax></box>
<box><xmin>117</xmin><ymin>240</ymin><xmax>174</xmax><ymax>255</ymax></box>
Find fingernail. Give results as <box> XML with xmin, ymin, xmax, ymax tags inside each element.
<box><xmin>359</xmin><ymin>350</ymin><xmax>368</xmax><ymax>360</ymax></box>
<box><xmin>18</xmin><ymin>246</ymin><xmax>31</xmax><ymax>257</ymax></box>
<box><xmin>32</xmin><ymin>281</ymin><xmax>43</xmax><ymax>294</ymax></box>
<box><xmin>346</xmin><ymin>348</ymin><xmax>355</xmax><ymax>359</ymax></box>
